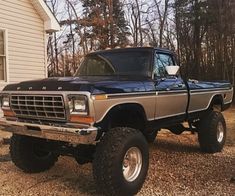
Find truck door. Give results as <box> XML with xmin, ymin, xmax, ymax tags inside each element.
<box><xmin>153</xmin><ymin>52</ymin><xmax>188</xmax><ymax>120</ymax></box>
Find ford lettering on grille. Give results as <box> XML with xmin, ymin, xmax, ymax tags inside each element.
<box><xmin>10</xmin><ymin>95</ymin><xmax>66</xmax><ymax>120</ymax></box>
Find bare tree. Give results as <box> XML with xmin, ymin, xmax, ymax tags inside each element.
<box><xmin>153</xmin><ymin>0</ymin><xmax>170</xmax><ymax>47</ymax></box>
<box><xmin>44</xmin><ymin>0</ymin><xmax>235</xmax><ymax>91</ymax></box>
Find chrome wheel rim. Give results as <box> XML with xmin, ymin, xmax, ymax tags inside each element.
<box><xmin>122</xmin><ymin>147</ymin><xmax>142</xmax><ymax>182</ymax></box>
<box><xmin>217</xmin><ymin>122</ymin><xmax>224</xmax><ymax>143</ymax></box>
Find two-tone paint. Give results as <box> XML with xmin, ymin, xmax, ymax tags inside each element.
<box><xmin>1</xmin><ymin>47</ymin><xmax>234</xmax><ymax>138</ymax></box>
<box><xmin>2</xmin><ymin>76</ymin><xmax>233</xmax><ymax>124</ymax></box>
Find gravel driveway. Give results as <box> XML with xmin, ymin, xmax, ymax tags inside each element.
<box><xmin>0</xmin><ymin>108</ymin><xmax>234</xmax><ymax>196</ymax></box>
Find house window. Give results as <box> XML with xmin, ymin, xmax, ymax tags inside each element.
<box><xmin>0</xmin><ymin>30</ymin><xmax>6</xmax><ymax>81</ymax></box>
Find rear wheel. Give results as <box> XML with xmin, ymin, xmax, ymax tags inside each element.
<box><xmin>93</xmin><ymin>127</ymin><xmax>149</xmax><ymax>196</ymax></box>
<box><xmin>198</xmin><ymin>111</ymin><xmax>226</xmax><ymax>153</ymax></box>
<box><xmin>10</xmin><ymin>134</ymin><xmax>58</xmax><ymax>173</ymax></box>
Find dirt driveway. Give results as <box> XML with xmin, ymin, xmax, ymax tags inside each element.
<box><xmin>0</xmin><ymin>108</ymin><xmax>234</xmax><ymax>196</ymax></box>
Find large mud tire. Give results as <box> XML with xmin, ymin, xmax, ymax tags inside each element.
<box><xmin>10</xmin><ymin>134</ymin><xmax>58</xmax><ymax>173</ymax></box>
<box><xmin>198</xmin><ymin>111</ymin><xmax>226</xmax><ymax>153</ymax></box>
<box><xmin>93</xmin><ymin>127</ymin><xmax>149</xmax><ymax>196</ymax></box>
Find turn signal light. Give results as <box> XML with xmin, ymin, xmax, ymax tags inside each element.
<box><xmin>93</xmin><ymin>94</ymin><xmax>107</xmax><ymax>100</ymax></box>
<box><xmin>70</xmin><ymin>115</ymin><xmax>94</xmax><ymax>124</ymax></box>
<box><xmin>3</xmin><ymin>109</ymin><xmax>15</xmax><ymax>117</ymax></box>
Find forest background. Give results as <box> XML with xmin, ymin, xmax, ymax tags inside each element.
<box><xmin>44</xmin><ymin>0</ymin><xmax>235</xmax><ymax>88</ymax></box>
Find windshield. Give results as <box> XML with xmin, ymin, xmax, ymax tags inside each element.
<box><xmin>76</xmin><ymin>51</ymin><xmax>152</xmax><ymax>77</ymax></box>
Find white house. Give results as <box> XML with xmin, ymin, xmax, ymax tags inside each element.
<box><xmin>0</xmin><ymin>0</ymin><xmax>60</xmax><ymax>91</ymax></box>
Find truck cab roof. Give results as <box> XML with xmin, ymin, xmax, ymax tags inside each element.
<box><xmin>89</xmin><ymin>47</ymin><xmax>175</xmax><ymax>56</ymax></box>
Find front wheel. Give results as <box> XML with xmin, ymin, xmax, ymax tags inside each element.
<box><xmin>10</xmin><ymin>134</ymin><xmax>58</xmax><ymax>173</ymax></box>
<box><xmin>93</xmin><ymin>127</ymin><xmax>149</xmax><ymax>196</ymax></box>
<box><xmin>198</xmin><ymin>111</ymin><xmax>226</xmax><ymax>153</ymax></box>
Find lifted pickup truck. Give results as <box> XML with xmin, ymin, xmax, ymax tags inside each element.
<box><xmin>0</xmin><ymin>47</ymin><xmax>233</xmax><ymax>195</ymax></box>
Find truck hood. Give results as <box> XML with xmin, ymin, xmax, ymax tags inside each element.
<box><xmin>3</xmin><ymin>76</ymin><xmax>147</xmax><ymax>94</ymax></box>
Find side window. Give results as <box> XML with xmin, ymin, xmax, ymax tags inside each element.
<box><xmin>154</xmin><ymin>53</ymin><xmax>175</xmax><ymax>77</ymax></box>
<box><xmin>0</xmin><ymin>30</ymin><xmax>6</xmax><ymax>81</ymax></box>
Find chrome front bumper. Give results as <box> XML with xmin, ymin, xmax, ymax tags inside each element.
<box><xmin>0</xmin><ymin>119</ymin><xmax>98</xmax><ymax>144</ymax></box>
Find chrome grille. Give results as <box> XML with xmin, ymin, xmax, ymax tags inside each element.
<box><xmin>10</xmin><ymin>95</ymin><xmax>66</xmax><ymax>120</ymax></box>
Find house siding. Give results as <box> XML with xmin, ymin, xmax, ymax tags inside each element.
<box><xmin>0</xmin><ymin>0</ymin><xmax>46</xmax><ymax>89</ymax></box>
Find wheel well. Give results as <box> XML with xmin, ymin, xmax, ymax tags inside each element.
<box><xmin>96</xmin><ymin>103</ymin><xmax>147</xmax><ymax>133</ymax></box>
<box><xmin>210</xmin><ymin>95</ymin><xmax>223</xmax><ymax>111</ymax></box>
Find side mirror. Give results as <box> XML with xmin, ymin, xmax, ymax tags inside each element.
<box><xmin>165</xmin><ymin>65</ymin><xmax>180</xmax><ymax>76</ymax></box>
